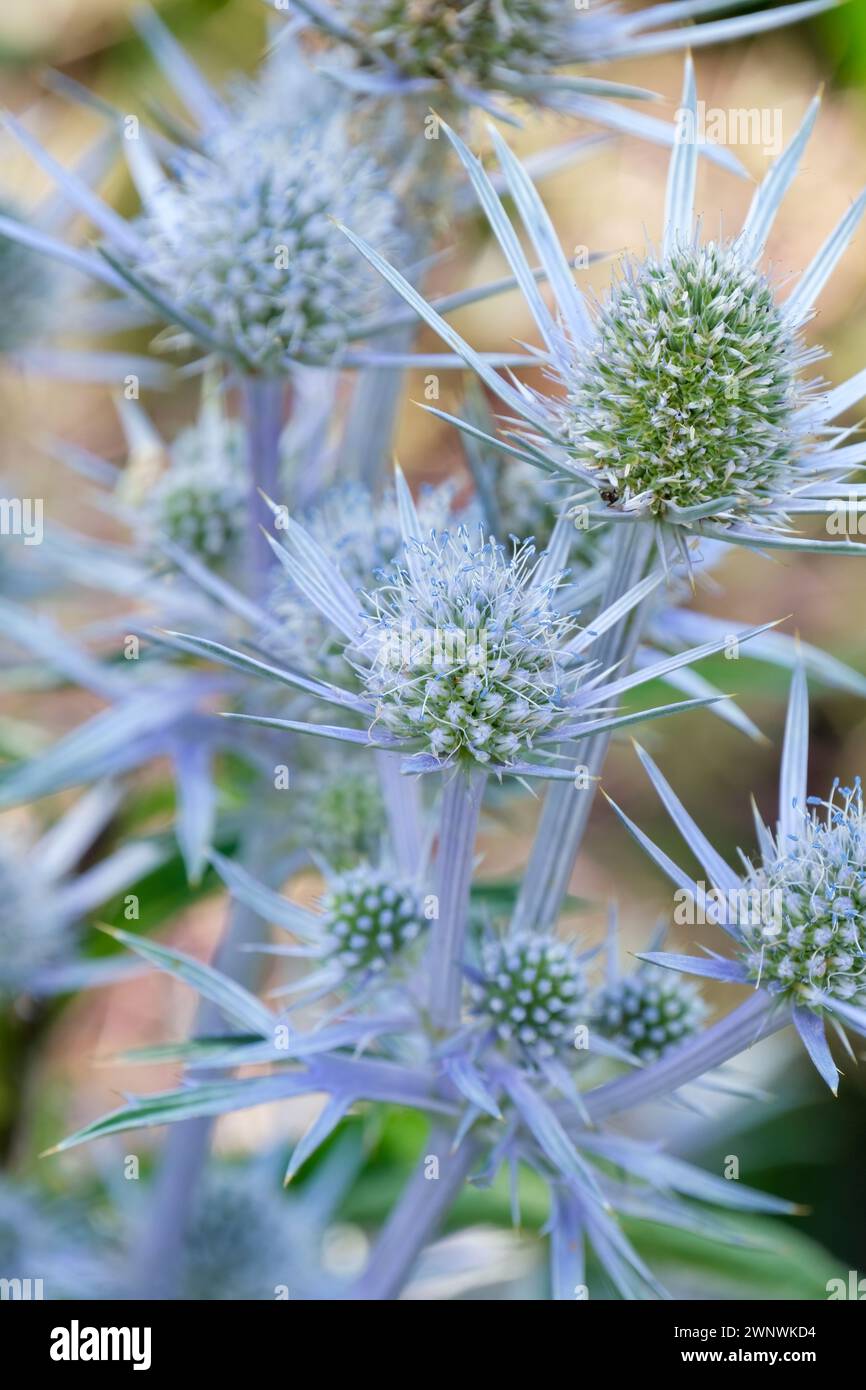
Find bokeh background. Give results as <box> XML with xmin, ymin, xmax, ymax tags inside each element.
<box><xmin>2</xmin><ymin>0</ymin><xmax>866</xmax><ymax>1298</ymax></box>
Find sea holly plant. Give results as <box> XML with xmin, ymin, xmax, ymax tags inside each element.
<box><xmin>32</xmin><ymin>480</ymin><xmax>817</xmax><ymax>1298</ymax></box>
<box><xmin>340</xmin><ymin>66</ymin><xmax>866</xmax><ymax>560</ymax></box>
<box><xmin>281</xmin><ymin>0</ymin><xmax>834</xmax><ymax>140</ymax></box>
<box><xmin>166</xmin><ymin>466</ymin><xmax>777</xmax><ymax>782</ymax></box>
<box><xmin>336</xmin><ymin>60</ymin><xmax>866</xmax><ymax>934</ymax></box>
<box><xmin>3</xmin><ymin>8</ymin><xmax>866</xmax><ymax>1305</ymax></box>
<box><xmin>608</xmin><ymin>666</ymin><xmax>866</xmax><ymax>1095</ymax></box>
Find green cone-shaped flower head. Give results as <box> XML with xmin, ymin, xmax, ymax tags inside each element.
<box><xmin>472</xmin><ymin>931</ymin><xmax>587</xmax><ymax>1058</ymax></box>
<box><xmin>345</xmin><ymin>0</ymin><xmax>568</xmax><ymax>85</ymax></box>
<box><xmin>595</xmin><ymin>964</ymin><xmax>707</xmax><ymax>1061</ymax></box>
<box><xmin>322</xmin><ymin>866</ymin><xmax>426</xmax><ymax>974</ymax></box>
<box><xmin>742</xmin><ymin>780</ymin><xmax>866</xmax><ymax>1011</ymax></box>
<box><xmin>363</xmin><ymin>527</ymin><xmax>572</xmax><ymax>767</ymax></box>
<box><xmin>561</xmin><ymin>241</ymin><xmax>815</xmax><ymax>520</ymax></box>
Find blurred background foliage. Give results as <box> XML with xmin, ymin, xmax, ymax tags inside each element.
<box><xmin>1</xmin><ymin>0</ymin><xmax>866</xmax><ymax>1298</ymax></box>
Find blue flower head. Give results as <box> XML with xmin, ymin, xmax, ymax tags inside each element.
<box><xmin>137</xmin><ymin>107</ymin><xmax>400</xmax><ymax>371</ymax></box>
<box><xmin>361</xmin><ymin>525</ymin><xmax>573</xmax><ymax>766</ymax></box>
<box><xmin>341</xmin><ymin>68</ymin><xmax>866</xmax><ymax>559</ymax></box>
<box><xmin>595</xmin><ymin>962</ymin><xmax>707</xmax><ymax>1063</ymax></box>
<box><xmin>609</xmin><ymin>669</ymin><xmax>866</xmax><ymax>1093</ymax></box>
<box><xmin>742</xmin><ymin>779</ymin><xmax>866</xmax><ymax>1011</ymax></box>
<box><xmin>470</xmin><ymin>930</ymin><xmax>587</xmax><ymax>1059</ymax></box>
<box><xmin>287</xmin><ymin>0</ymin><xmax>834</xmax><ymax>142</ymax></box>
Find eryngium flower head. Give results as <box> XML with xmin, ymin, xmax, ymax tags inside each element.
<box><xmin>741</xmin><ymin>780</ymin><xmax>866</xmax><ymax>1010</ymax></box>
<box><xmin>595</xmin><ymin>963</ymin><xmax>707</xmax><ymax>1061</ymax></box>
<box><xmin>363</xmin><ymin>527</ymin><xmax>572</xmax><ymax>765</ymax></box>
<box><xmin>182</xmin><ymin>1168</ymin><xmax>295</xmax><ymax>1301</ymax></box>
<box><xmin>187</xmin><ymin>465</ymin><xmax>757</xmax><ymax>781</ymax></box>
<box><xmin>321</xmin><ymin>865</ymin><xmax>426</xmax><ymax>973</ymax></box>
<box><xmin>144</xmin><ymin>421</ymin><xmax>246</xmax><ymax>566</ymax></box>
<box><xmin>307</xmin><ymin>769</ymin><xmax>386</xmax><ymax>870</ymax></box>
<box><xmin>611</xmin><ymin>676</ymin><xmax>866</xmax><ymax>1092</ymax></box>
<box><xmin>293</xmin><ymin>0</ymin><xmax>833</xmax><ymax>135</ymax></box>
<box><xmin>345</xmin><ymin>0</ymin><xmax>567</xmax><ymax>85</ymax></box>
<box><xmin>471</xmin><ymin>931</ymin><xmax>586</xmax><ymax>1058</ymax></box>
<box><xmin>560</xmin><ymin>241</ymin><xmax>814</xmax><ymax>519</ymax></box>
<box><xmin>138</xmin><ymin>112</ymin><xmax>399</xmax><ymax>371</ymax></box>
<box><xmin>344</xmin><ymin>87</ymin><xmax>866</xmax><ymax>556</ymax></box>
<box><xmin>267</xmin><ymin>480</ymin><xmax>454</xmax><ymax>682</ymax></box>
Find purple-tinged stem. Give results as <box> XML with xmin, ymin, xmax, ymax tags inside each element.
<box><xmin>240</xmin><ymin>373</ymin><xmax>286</xmax><ymax>597</ymax></box>
<box><xmin>349</xmin><ymin>1126</ymin><xmax>482</xmax><ymax>1300</ymax></box>
<box><xmin>375</xmin><ymin>749</ymin><xmax>424</xmax><ymax>877</ymax></box>
<box><xmin>428</xmin><ymin>768</ymin><xmax>486</xmax><ymax>1030</ymax></box>
<box><xmin>512</xmin><ymin>523</ymin><xmax>657</xmax><ymax>931</ymax></box>
<box><xmin>129</xmin><ymin>876</ymin><xmax>269</xmax><ymax>1299</ymax></box>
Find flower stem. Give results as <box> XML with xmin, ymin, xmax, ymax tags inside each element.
<box><xmin>513</xmin><ymin>523</ymin><xmax>658</xmax><ymax>931</ymax></box>
<box><xmin>345</xmin><ymin>326</ymin><xmax>415</xmax><ymax>493</ymax></box>
<box><xmin>240</xmin><ymin>373</ymin><xmax>286</xmax><ymax>596</ymax></box>
<box><xmin>375</xmin><ymin>749</ymin><xmax>424</xmax><ymax>876</ymax></box>
<box><xmin>427</xmin><ymin>768</ymin><xmax>486</xmax><ymax>1030</ymax></box>
<box><xmin>350</xmin><ymin>1125</ymin><xmax>482</xmax><ymax>1300</ymax></box>
<box><xmin>129</xmin><ymin>878</ymin><xmax>268</xmax><ymax>1297</ymax></box>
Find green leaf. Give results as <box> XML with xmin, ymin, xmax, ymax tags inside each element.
<box><xmin>108</xmin><ymin>1035</ymin><xmax>265</xmax><ymax>1066</ymax></box>
<box><xmin>45</xmin><ymin>1074</ymin><xmax>311</xmax><ymax>1154</ymax></box>
<box><xmin>623</xmin><ymin>1212</ymin><xmax>840</xmax><ymax>1301</ymax></box>
<box><xmin>100</xmin><ymin>925</ymin><xmax>274</xmax><ymax>1037</ymax></box>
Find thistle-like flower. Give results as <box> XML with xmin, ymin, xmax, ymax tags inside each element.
<box><xmin>560</xmin><ymin>241</ymin><xmax>814</xmax><ymax>521</ymax></box>
<box><xmin>321</xmin><ymin>865</ymin><xmax>427</xmax><ymax>974</ymax></box>
<box><xmin>166</xmin><ymin>466</ymin><xmax>777</xmax><ymax>779</ymax></box>
<box><xmin>606</xmin><ymin>668</ymin><xmax>866</xmax><ymax>1093</ymax></box>
<box><xmin>595</xmin><ymin>963</ymin><xmax>707</xmax><ymax>1063</ymax></box>
<box><xmin>211</xmin><ymin>852</ymin><xmax>428</xmax><ymax>998</ymax></box>
<box><xmin>362</xmin><ymin>527</ymin><xmax>572</xmax><ymax>766</ymax></box>
<box><xmin>135</xmin><ymin>112</ymin><xmax>399</xmax><ymax>371</ymax></box>
<box><xmin>143</xmin><ymin>423</ymin><xmax>247</xmax><ymax>567</ymax></box>
<box><xmin>0</xmin><ymin>28</ymin><xmax>400</xmax><ymax>377</ymax></box>
<box><xmin>339</xmin><ymin>0</ymin><xmax>569</xmax><ymax>86</ymax></box>
<box><xmin>341</xmin><ymin>69</ymin><xmax>866</xmax><ymax>558</ymax></box>
<box><xmin>740</xmin><ymin>781</ymin><xmax>866</xmax><ymax>1010</ymax></box>
<box><xmin>287</xmin><ymin>0</ymin><xmax>832</xmax><ymax>146</ymax></box>
<box><xmin>53</xmin><ymin>385</ymin><xmax>255</xmax><ymax>582</ymax></box>
<box><xmin>471</xmin><ymin>930</ymin><xmax>587</xmax><ymax>1058</ymax></box>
